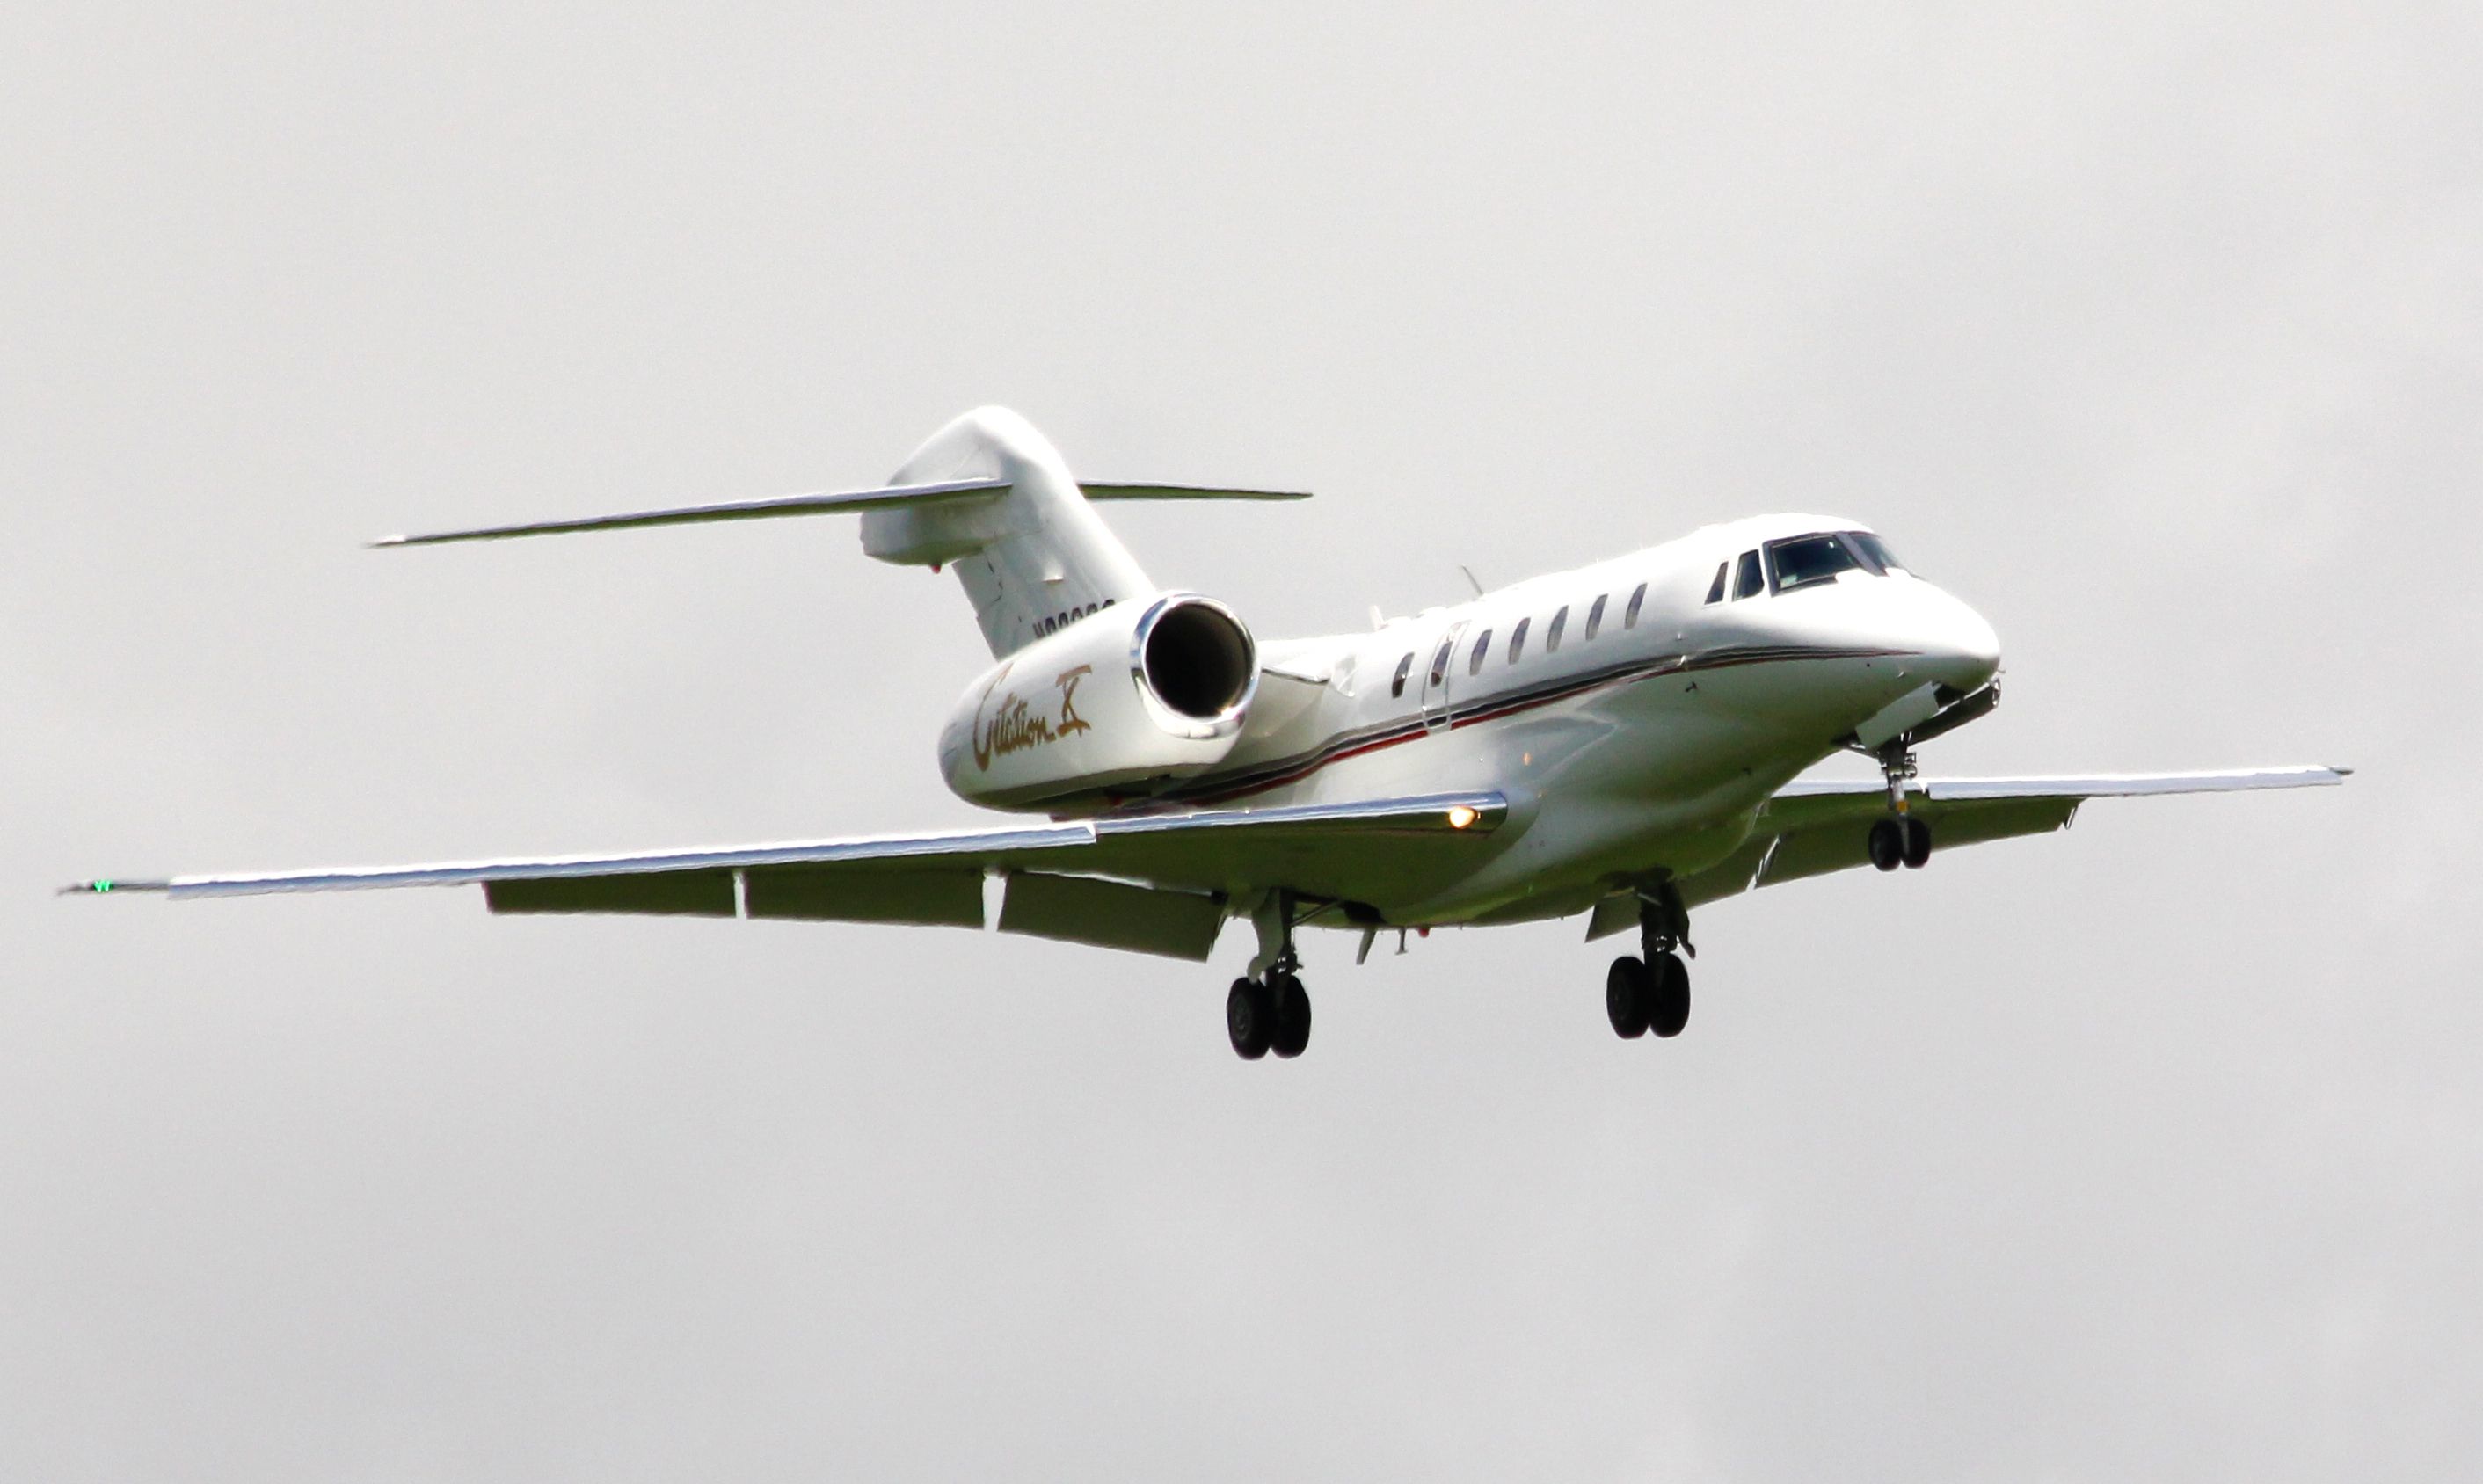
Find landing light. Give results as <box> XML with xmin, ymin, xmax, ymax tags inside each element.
<box><xmin>1445</xmin><ymin>806</ymin><xmax>1478</xmax><ymax>830</ymax></box>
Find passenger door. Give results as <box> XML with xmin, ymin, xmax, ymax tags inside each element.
<box><xmin>1419</xmin><ymin>619</ymin><xmax>1467</xmax><ymax>734</ymax></box>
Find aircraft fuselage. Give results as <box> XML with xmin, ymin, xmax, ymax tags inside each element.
<box><xmin>1157</xmin><ymin>513</ymin><xmax>2001</xmax><ymax>926</ymax></box>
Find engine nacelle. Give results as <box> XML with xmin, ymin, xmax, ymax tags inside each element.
<box><xmin>937</xmin><ymin>593</ymin><xmax>1259</xmax><ymax>809</ymax></box>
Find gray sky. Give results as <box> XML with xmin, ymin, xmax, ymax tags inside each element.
<box><xmin>5</xmin><ymin>4</ymin><xmax>2478</xmax><ymax>1479</ymax></box>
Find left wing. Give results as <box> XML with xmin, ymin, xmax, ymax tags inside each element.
<box><xmin>68</xmin><ymin>792</ymin><xmax>1508</xmax><ymax>962</ymax></box>
<box><xmin>1587</xmin><ymin>767</ymin><xmax>2348</xmax><ymax>938</ymax></box>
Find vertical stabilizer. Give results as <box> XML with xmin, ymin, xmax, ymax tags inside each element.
<box><xmin>862</xmin><ymin>408</ymin><xmax>1154</xmax><ymax>657</ymax></box>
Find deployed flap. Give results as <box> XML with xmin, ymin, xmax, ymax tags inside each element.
<box><xmin>999</xmin><ymin>873</ymin><xmax>1225</xmax><ymax>960</ymax></box>
<box><xmin>744</xmin><ymin>865</ymin><xmax>984</xmax><ymax>927</ymax></box>
<box><xmin>486</xmin><ymin>869</ymin><xmax>738</xmax><ymax>917</ymax></box>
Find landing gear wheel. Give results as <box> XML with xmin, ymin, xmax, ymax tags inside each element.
<box><xmin>1226</xmin><ymin>978</ymin><xmax>1272</xmax><ymax>1060</ymax></box>
<box><xmin>1649</xmin><ymin>951</ymin><xmax>1691</xmax><ymax>1038</ymax></box>
<box><xmin>1868</xmin><ymin>817</ymin><xmax>1905</xmax><ymax>872</ymax></box>
<box><xmin>1269</xmin><ymin>972</ymin><xmax>1312</xmax><ymax>1059</ymax></box>
<box><xmin>1606</xmin><ymin>956</ymin><xmax>1652</xmax><ymax>1038</ymax></box>
<box><xmin>1902</xmin><ymin>816</ymin><xmax>1933</xmax><ymax>869</ymax></box>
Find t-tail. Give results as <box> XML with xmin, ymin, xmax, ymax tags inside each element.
<box><xmin>373</xmin><ymin>405</ymin><xmax>1307</xmax><ymax>658</ymax></box>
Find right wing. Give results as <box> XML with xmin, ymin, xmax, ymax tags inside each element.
<box><xmin>1586</xmin><ymin>766</ymin><xmax>2348</xmax><ymax>937</ymax></box>
<box><xmin>68</xmin><ymin>792</ymin><xmax>1505</xmax><ymax>963</ymax></box>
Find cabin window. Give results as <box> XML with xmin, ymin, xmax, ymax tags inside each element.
<box><xmin>1469</xmin><ymin>629</ymin><xmax>1493</xmax><ymax>675</ymax></box>
<box><xmin>1508</xmin><ymin>617</ymin><xmax>1531</xmax><ymax>663</ymax></box>
<box><xmin>1733</xmin><ymin>549</ymin><xmax>1766</xmax><ymax>600</ymax></box>
<box><xmin>1766</xmin><ymin>534</ymin><xmax>1863</xmax><ymax>593</ymax></box>
<box><xmin>1704</xmin><ymin>563</ymin><xmax>1728</xmax><ymax>604</ymax></box>
<box><xmin>1625</xmin><ymin>583</ymin><xmax>1647</xmax><ymax>628</ymax></box>
<box><xmin>1547</xmin><ymin>606</ymin><xmax>1569</xmax><ymax>653</ymax></box>
<box><xmin>1429</xmin><ymin>638</ymin><xmax>1453</xmax><ymax>687</ymax></box>
<box><xmin>1391</xmin><ymin>652</ymin><xmax>1413</xmax><ymax>698</ymax></box>
<box><xmin>1584</xmin><ymin>593</ymin><xmax>1606</xmax><ymax>639</ymax></box>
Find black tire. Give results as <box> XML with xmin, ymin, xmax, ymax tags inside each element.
<box><xmin>1649</xmin><ymin>951</ymin><xmax>1692</xmax><ymax>1038</ymax></box>
<box><xmin>1868</xmin><ymin>817</ymin><xmax>1904</xmax><ymax>872</ymax></box>
<box><xmin>1902</xmin><ymin>815</ymin><xmax>1933</xmax><ymax>869</ymax></box>
<box><xmin>1270</xmin><ymin>972</ymin><xmax>1313</xmax><ymax>1058</ymax></box>
<box><xmin>1606</xmin><ymin>956</ymin><xmax>1651</xmax><ymax>1038</ymax></box>
<box><xmin>1227</xmin><ymin>978</ymin><xmax>1272</xmax><ymax>1059</ymax></box>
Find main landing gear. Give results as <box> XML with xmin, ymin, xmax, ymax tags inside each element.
<box><xmin>1229</xmin><ymin>891</ymin><xmax>1313</xmax><ymax>1060</ymax></box>
<box><xmin>1606</xmin><ymin>882</ymin><xmax>1693</xmax><ymax>1041</ymax></box>
<box><xmin>1868</xmin><ymin>741</ymin><xmax>1934</xmax><ymax>872</ymax></box>
<box><xmin>1227</xmin><ymin>971</ymin><xmax>1311</xmax><ymax>1059</ymax></box>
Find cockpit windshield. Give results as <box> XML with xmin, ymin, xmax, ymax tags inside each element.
<box><xmin>1766</xmin><ymin>535</ymin><xmax>1863</xmax><ymax>592</ymax></box>
<box><xmin>1763</xmin><ymin>531</ymin><xmax>1910</xmax><ymax>593</ymax></box>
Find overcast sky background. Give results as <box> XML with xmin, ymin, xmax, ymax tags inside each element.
<box><xmin>5</xmin><ymin>4</ymin><xmax>2479</xmax><ymax>1479</ymax></box>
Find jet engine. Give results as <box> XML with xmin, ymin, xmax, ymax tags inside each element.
<box><xmin>937</xmin><ymin>593</ymin><xmax>1259</xmax><ymax>809</ymax></box>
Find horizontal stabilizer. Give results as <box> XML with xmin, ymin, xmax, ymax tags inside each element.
<box><xmin>372</xmin><ymin>480</ymin><xmax>1308</xmax><ymax>549</ymax></box>
<box><xmin>1081</xmin><ymin>484</ymin><xmax>1311</xmax><ymax>503</ymax></box>
<box><xmin>371</xmin><ymin>477</ymin><xmax>1013</xmax><ymax>548</ymax></box>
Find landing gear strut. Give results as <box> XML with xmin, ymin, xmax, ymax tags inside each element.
<box><xmin>1230</xmin><ymin>891</ymin><xmax>1313</xmax><ymax>1060</ymax></box>
<box><xmin>1869</xmin><ymin>741</ymin><xmax>1934</xmax><ymax>872</ymax></box>
<box><xmin>1606</xmin><ymin>881</ymin><xmax>1692</xmax><ymax>1041</ymax></box>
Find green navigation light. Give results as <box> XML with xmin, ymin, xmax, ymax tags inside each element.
<box><xmin>93</xmin><ymin>880</ymin><xmax>113</xmax><ymax>893</ymax></box>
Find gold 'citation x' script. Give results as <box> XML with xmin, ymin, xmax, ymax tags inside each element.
<box><xmin>972</xmin><ymin>664</ymin><xmax>1094</xmax><ymax>771</ymax></box>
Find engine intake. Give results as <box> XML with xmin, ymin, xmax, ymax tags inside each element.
<box><xmin>1139</xmin><ymin>598</ymin><xmax>1256</xmax><ymax>724</ymax></box>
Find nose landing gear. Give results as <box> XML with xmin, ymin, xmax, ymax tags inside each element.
<box><xmin>1868</xmin><ymin>814</ymin><xmax>1933</xmax><ymax>871</ymax></box>
<box><xmin>1868</xmin><ymin>741</ymin><xmax>1934</xmax><ymax>871</ymax></box>
<box><xmin>1606</xmin><ymin>883</ymin><xmax>1693</xmax><ymax>1042</ymax></box>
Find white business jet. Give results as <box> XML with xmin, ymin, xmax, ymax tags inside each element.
<box><xmin>71</xmin><ymin>408</ymin><xmax>2346</xmax><ymax>1059</ymax></box>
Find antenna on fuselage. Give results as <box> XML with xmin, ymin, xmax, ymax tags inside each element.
<box><xmin>1458</xmin><ymin>565</ymin><xmax>1484</xmax><ymax>599</ymax></box>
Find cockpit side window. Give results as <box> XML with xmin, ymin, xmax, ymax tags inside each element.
<box><xmin>1733</xmin><ymin>549</ymin><xmax>1766</xmax><ymax>600</ymax></box>
<box><xmin>1766</xmin><ymin>534</ymin><xmax>1863</xmax><ymax>593</ymax></box>
<box><xmin>1843</xmin><ymin>531</ymin><xmax>1906</xmax><ymax>574</ymax></box>
<box><xmin>1704</xmin><ymin>563</ymin><xmax>1728</xmax><ymax>604</ymax></box>
<box><xmin>1392</xmin><ymin>652</ymin><xmax>1413</xmax><ymax>698</ymax></box>
<box><xmin>1837</xmin><ymin>534</ymin><xmax>1885</xmax><ymax>575</ymax></box>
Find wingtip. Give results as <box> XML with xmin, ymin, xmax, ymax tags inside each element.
<box><xmin>60</xmin><ymin>877</ymin><xmax>167</xmax><ymax>897</ymax></box>
<box><xmin>368</xmin><ymin>535</ymin><xmax>408</xmax><ymax>549</ymax></box>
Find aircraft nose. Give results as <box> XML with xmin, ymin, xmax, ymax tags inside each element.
<box><xmin>1921</xmin><ymin>588</ymin><xmax>2001</xmax><ymax>692</ymax></box>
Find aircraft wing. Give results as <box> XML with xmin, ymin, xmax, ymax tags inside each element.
<box><xmin>1587</xmin><ymin>767</ymin><xmax>2348</xmax><ymax>936</ymax></box>
<box><xmin>66</xmin><ymin>792</ymin><xmax>1508</xmax><ymax>963</ymax></box>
